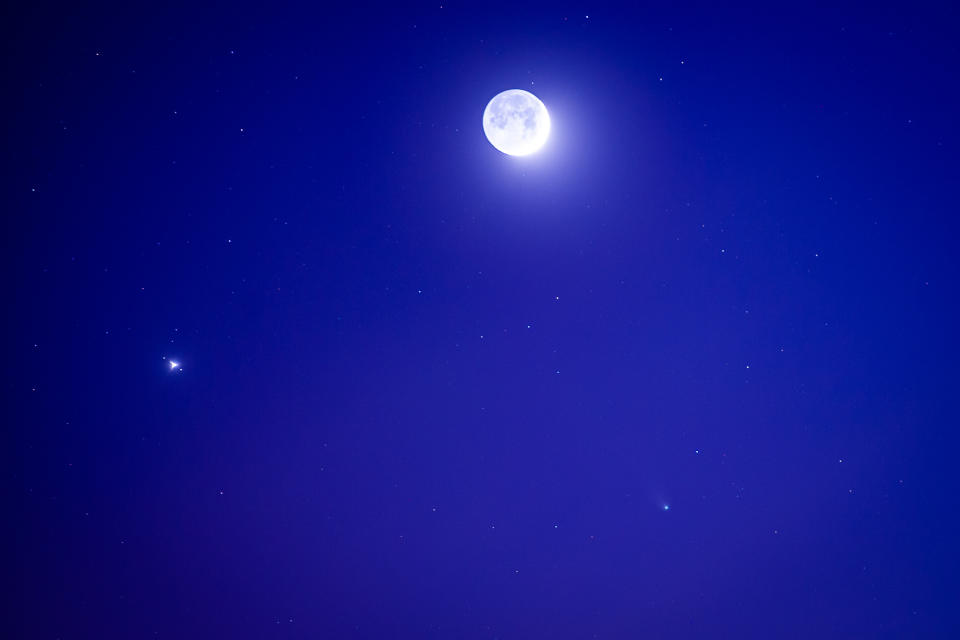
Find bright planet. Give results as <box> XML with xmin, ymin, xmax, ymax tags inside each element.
<box><xmin>482</xmin><ymin>89</ymin><xmax>551</xmax><ymax>156</ymax></box>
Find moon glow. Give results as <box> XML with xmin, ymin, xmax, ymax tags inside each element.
<box><xmin>483</xmin><ymin>89</ymin><xmax>551</xmax><ymax>156</ymax></box>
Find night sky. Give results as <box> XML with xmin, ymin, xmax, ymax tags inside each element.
<box><xmin>8</xmin><ymin>3</ymin><xmax>960</xmax><ymax>638</ymax></box>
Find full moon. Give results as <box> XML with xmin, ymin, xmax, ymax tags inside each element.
<box><xmin>482</xmin><ymin>89</ymin><xmax>551</xmax><ymax>156</ymax></box>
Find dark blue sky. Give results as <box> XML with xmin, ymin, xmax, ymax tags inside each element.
<box><xmin>9</xmin><ymin>2</ymin><xmax>960</xmax><ymax>638</ymax></box>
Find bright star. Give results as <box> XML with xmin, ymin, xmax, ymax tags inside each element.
<box><xmin>663</xmin><ymin>504</ymin><xmax>670</xmax><ymax>511</ymax></box>
<box><xmin>168</xmin><ymin>360</ymin><xmax>181</xmax><ymax>371</ymax></box>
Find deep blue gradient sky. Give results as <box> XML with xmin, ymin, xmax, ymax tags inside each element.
<box><xmin>8</xmin><ymin>2</ymin><xmax>960</xmax><ymax>637</ymax></box>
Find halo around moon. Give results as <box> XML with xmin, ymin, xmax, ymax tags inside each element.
<box><xmin>482</xmin><ymin>89</ymin><xmax>550</xmax><ymax>156</ymax></box>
